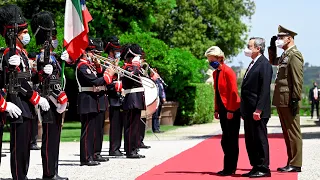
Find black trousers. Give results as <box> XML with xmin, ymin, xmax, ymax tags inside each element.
<box><xmin>311</xmin><ymin>100</ymin><xmax>319</xmax><ymax>118</ymax></box>
<box><xmin>152</xmin><ymin>102</ymin><xmax>162</xmax><ymax>132</ymax></box>
<box><xmin>243</xmin><ymin>116</ymin><xmax>270</xmax><ymax>172</ymax></box>
<box><xmin>30</xmin><ymin>117</ymin><xmax>38</xmax><ymax>146</ymax></box>
<box><xmin>123</xmin><ymin>109</ymin><xmax>141</xmax><ymax>154</ymax></box>
<box><xmin>94</xmin><ymin>111</ymin><xmax>105</xmax><ymax>157</ymax></box>
<box><xmin>41</xmin><ymin>113</ymin><xmax>63</xmax><ymax>177</ymax></box>
<box><xmin>219</xmin><ymin>110</ymin><xmax>240</xmax><ymax>172</ymax></box>
<box><xmin>138</xmin><ymin>118</ymin><xmax>146</xmax><ymax>147</ymax></box>
<box><xmin>109</xmin><ymin>106</ymin><xmax>123</xmax><ymax>153</ymax></box>
<box><xmin>10</xmin><ymin>118</ymin><xmax>32</xmax><ymax>180</ymax></box>
<box><xmin>80</xmin><ymin>113</ymin><xmax>98</xmax><ymax>162</ymax></box>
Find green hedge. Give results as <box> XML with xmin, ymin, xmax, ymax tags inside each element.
<box><xmin>175</xmin><ymin>83</ymin><xmax>214</xmax><ymax>125</ymax></box>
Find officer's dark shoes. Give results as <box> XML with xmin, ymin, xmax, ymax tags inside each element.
<box><xmin>249</xmin><ymin>171</ymin><xmax>271</xmax><ymax>178</ymax></box>
<box><xmin>80</xmin><ymin>160</ymin><xmax>100</xmax><ymax>166</ymax></box>
<box><xmin>1</xmin><ymin>153</ymin><xmax>6</xmax><ymax>157</ymax></box>
<box><xmin>139</xmin><ymin>144</ymin><xmax>151</xmax><ymax>149</ymax></box>
<box><xmin>277</xmin><ymin>165</ymin><xmax>301</xmax><ymax>172</ymax></box>
<box><xmin>217</xmin><ymin>170</ymin><xmax>235</xmax><ymax>176</ymax></box>
<box><xmin>30</xmin><ymin>144</ymin><xmax>41</xmax><ymax>150</ymax></box>
<box><xmin>94</xmin><ymin>154</ymin><xmax>109</xmax><ymax>162</ymax></box>
<box><xmin>154</xmin><ymin>130</ymin><xmax>164</xmax><ymax>133</ymax></box>
<box><xmin>109</xmin><ymin>150</ymin><xmax>124</xmax><ymax>156</ymax></box>
<box><xmin>242</xmin><ymin>168</ymin><xmax>257</xmax><ymax>177</ymax></box>
<box><xmin>126</xmin><ymin>153</ymin><xmax>145</xmax><ymax>159</ymax></box>
<box><xmin>42</xmin><ymin>174</ymin><xmax>69</xmax><ymax>180</ymax></box>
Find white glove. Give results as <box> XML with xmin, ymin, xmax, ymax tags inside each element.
<box><xmin>38</xmin><ymin>97</ymin><xmax>50</xmax><ymax>111</ymax></box>
<box><xmin>8</xmin><ymin>55</ymin><xmax>21</xmax><ymax>66</ymax></box>
<box><xmin>5</xmin><ymin>102</ymin><xmax>22</xmax><ymax>118</ymax></box>
<box><xmin>132</xmin><ymin>56</ymin><xmax>141</xmax><ymax>66</ymax></box>
<box><xmin>56</xmin><ymin>103</ymin><xmax>67</xmax><ymax>114</ymax></box>
<box><xmin>43</xmin><ymin>64</ymin><xmax>53</xmax><ymax>75</ymax></box>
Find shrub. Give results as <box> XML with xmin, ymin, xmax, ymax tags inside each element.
<box><xmin>175</xmin><ymin>83</ymin><xmax>214</xmax><ymax>125</ymax></box>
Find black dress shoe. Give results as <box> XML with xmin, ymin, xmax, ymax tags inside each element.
<box><xmin>42</xmin><ymin>174</ymin><xmax>69</xmax><ymax>180</ymax></box>
<box><xmin>217</xmin><ymin>170</ymin><xmax>235</xmax><ymax>176</ymax></box>
<box><xmin>154</xmin><ymin>130</ymin><xmax>164</xmax><ymax>133</ymax></box>
<box><xmin>139</xmin><ymin>144</ymin><xmax>151</xmax><ymax>149</ymax></box>
<box><xmin>242</xmin><ymin>168</ymin><xmax>257</xmax><ymax>177</ymax></box>
<box><xmin>30</xmin><ymin>144</ymin><xmax>41</xmax><ymax>150</ymax></box>
<box><xmin>109</xmin><ymin>150</ymin><xmax>124</xmax><ymax>156</ymax></box>
<box><xmin>80</xmin><ymin>160</ymin><xmax>100</xmax><ymax>166</ymax></box>
<box><xmin>94</xmin><ymin>154</ymin><xmax>109</xmax><ymax>162</ymax></box>
<box><xmin>249</xmin><ymin>171</ymin><xmax>271</xmax><ymax>178</ymax></box>
<box><xmin>277</xmin><ymin>165</ymin><xmax>301</xmax><ymax>172</ymax></box>
<box><xmin>126</xmin><ymin>153</ymin><xmax>146</xmax><ymax>159</ymax></box>
<box><xmin>1</xmin><ymin>154</ymin><xmax>6</xmax><ymax>157</ymax></box>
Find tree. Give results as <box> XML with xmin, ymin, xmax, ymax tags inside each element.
<box><xmin>153</xmin><ymin>0</ymin><xmax>255</xmax><ymax>59</ymax></box>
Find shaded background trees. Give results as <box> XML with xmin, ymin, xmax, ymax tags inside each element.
<box><xmin>0</xmin><ymin>0</ymin><xmax>255</xmax><ymax>125</ymax></box>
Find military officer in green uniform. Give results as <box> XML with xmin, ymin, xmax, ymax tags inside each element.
<box><xmin>268</xmin><ymin>25</ymin><xmax>303</xmax><ymax>172</ymax></box>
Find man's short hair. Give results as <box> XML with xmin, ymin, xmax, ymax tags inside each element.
<box><xmin>249</xmin><ymin>37</ymin><xmax>265</xmax><ymax>54</ymax></box>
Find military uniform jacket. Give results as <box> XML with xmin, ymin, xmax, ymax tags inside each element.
<box><xmin>107</xmin><ymin>75</ymin><xmax>123</xmax><ymax>107</ymax></box>
<box><xmin>0</xmin><ymin>46</ymin><xmax>37</xmax><ymax>122</ymax></box>
<box><xmin>33</xmin><ymin>51</ymin><xmax>64</xmax><ymax>123</ymax></box>
<box><xmin>273</xmin><ymin>45</ymin><xmax>304</xmax><ymax>107</ymax></box>
<box><xmin>76</xmin><ymin>59</ymin><xmax>108</xmax><ymax>114</ymax></box>
<box><xmin>122</xmin><ymin>63</ymin><xmax>146</xmax><ymax>110</ymax></box>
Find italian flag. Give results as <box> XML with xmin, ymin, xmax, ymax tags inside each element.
<box><xmin>63</xmin><ymin>0</ymin><xmax>92</xmax><ymax>61</ymax></box>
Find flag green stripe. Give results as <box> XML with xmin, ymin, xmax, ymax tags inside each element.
<box><xmin>71</xmin><ymin>0</ymin><xmax>83</xmax><ymax>22</ymax></box>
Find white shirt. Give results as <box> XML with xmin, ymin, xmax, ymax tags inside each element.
<box><xmin>244</xmin><ymin>54</ymin><xmax>262</xmax><ymax>79</ymax></box>
<box><xmin>314</xmin><ymin>87</ymin><xmax>318</xmax><ymax>100</ymax></box>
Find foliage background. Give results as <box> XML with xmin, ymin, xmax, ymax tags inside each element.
<box><xmin>0</xmin><ymin>0</ymin><xmax>255</xmax><ymax>124</ymax></box>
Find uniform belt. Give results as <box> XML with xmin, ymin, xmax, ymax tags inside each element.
<box><xmin>79</xmin><ymin>86</ymin><xmax>106</xmax><ymax>92</ymax></box>
<box><xmin>123</xmin><ymin>87</ymin><xmax>144</xmax><ymax>95</ymax></box>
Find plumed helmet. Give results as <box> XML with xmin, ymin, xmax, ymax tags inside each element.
<box><xmin>86</xmin><ymin>37</ymin><xmax>104</xmax><ymax>53</ymax></box>
<box><xmin>103</xmin><ymin>35</ymin><xmax>121</xmax><ymax>54</ymax></box>
<box><xmin>31</xmin><ymin>11</ymin><xmax>57</xmax><ymax>46</ymax></box>
<box><xmin>0</xmin><ymin>4</ymin><xmax>28</xmax><ymax>38</ymax></box>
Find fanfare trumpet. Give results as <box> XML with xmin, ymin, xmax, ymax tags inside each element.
<box><xmin>141</xmin><ymin>62</ymin><xmax>168</xmax><ymax>87</ymax></box>
<box><xmin>92</xmin><ymin>54</ymin><xmax>155</xmax><ymax>88</ymax></box>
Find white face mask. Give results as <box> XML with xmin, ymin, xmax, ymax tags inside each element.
<box><xmin>244</xmin><ymin>48</ymin><xmax>252</xmax><ymax>57</ymax></box>
<box><xmin>52</xmin><ymin>39</ymin><xmax>59</xmax><ymax>49</ymax></box>
<box><xmin>275</xmin><ymin>39</ymin><xmax>285</xmax><ymax>48</ymax></box>
<box><xmin>115</xmin><ymin>52</ymin><xmax>121</xmax><ymax>59</ymax></box>
<box><xmin>20</xmin><ymin>33</ymin><xmax>30</xmax><ymax>46</ymax></box>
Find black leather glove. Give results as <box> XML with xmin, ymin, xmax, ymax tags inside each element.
<box><xmin>290</xmin><ymin>99</ymin><xmax>299</xmax><ymax>116</ymax></box>
<box><xmin>270</xmin><ymin>36</ymin><xmax>277</xmax><ymax>47</ymax></box>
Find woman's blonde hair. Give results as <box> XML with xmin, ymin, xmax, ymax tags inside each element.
<box><xmin>204</xmin><ymin>46</ymin><xmax>225</xmax><ymax>60</ymax></box>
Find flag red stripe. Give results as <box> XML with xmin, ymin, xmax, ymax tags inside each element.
<box><xmin>64</xmin><ymin>30</ymin><xmax>89</xmax><ymax>60</ymax></box>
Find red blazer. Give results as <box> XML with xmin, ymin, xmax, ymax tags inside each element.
<box><xmin>213</xmin><ymin>64</ymin><xmax>240</xmax><ymax>113</ymax></box>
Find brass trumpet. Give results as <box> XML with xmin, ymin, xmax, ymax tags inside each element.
<box><xmin>141</xmin><ymin>62</ymin><xmax>168</xmax><ymax>87</ymax></box>
<box><xmin>92</xmin><ymin>54</ymin><xmax>155</xmax><ymax>88</ymax></box>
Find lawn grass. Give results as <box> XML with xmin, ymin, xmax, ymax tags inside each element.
<box><xmin>2</xmin><ymin>122</ymin><xmax>181</xmax><ymax>142</ymax></box>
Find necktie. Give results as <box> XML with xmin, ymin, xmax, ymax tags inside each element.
<box><xmin>244</xmin><ymin>61</ymin><xmax>254</xmax><ymax>79</ymax></box>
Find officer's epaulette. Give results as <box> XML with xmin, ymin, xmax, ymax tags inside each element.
<box><xmin>3</xmin><ymin>48</ymin><xmax>19</xmax><ymax>56</ymax></box>
<box><xmin>77</xmin><ymin>59</ymin><xmax>88</xmax><ymax>69</ymax></box>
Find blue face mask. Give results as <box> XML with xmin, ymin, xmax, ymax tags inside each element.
<box><xmin>210</xmin><ymin>61</ymin><xmax>220</xmax><ymax>69</ymax></box>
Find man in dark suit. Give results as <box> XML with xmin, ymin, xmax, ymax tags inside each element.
<box><xmin>309</xmin><ymin>82</ymin><xmax>319</xmax><ymax>119</ymax></box>
<box><xmin>241</xmin><ymin>37</ymin><xmax>273</xmax><ymax>178</ymax></box>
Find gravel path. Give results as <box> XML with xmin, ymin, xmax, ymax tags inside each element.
<box><xmin>0</xmin><ymin>116</ymin><xmax>319</xmax><ymax>180</ymax></box>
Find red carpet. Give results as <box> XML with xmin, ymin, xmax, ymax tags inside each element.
<box><xmin>137</xmin><ymin>134</ymin><xmax>298</xmax><ymax>180</ymax></box>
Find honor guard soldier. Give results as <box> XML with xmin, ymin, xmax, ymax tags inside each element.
<box><xmin>75</xmin><ymin>39</ymin><xmax>115</xmax><ymax>166</ymax></box>
<box><xmin>268</xmin><ymin>25</ymin><xmax>303</xmax><ymax>172</ymax></box>
<box><xmin>0</xmin><ymin>94</ymin><xmax>22</xmax><ymax>164</ymax></box>
<box><xmin>86</xmin><ymin>38</ymin><xmax>109</xmax><ymax>162</ymax></box>
<box><xmin>102</xmin><ymin>36</ymin><xmax>125</xmax><ymax>156</ymax></box>
<box><xmin>31</xmin><ymin>11</ymin><xmax>69</xmax><ymax>180</ymax></box>
<box><xmin>121</xmin><ymin>44</ymin><xmax>146</xmax><ymax>158</ymax></box>
<box><xmin>0</xmin><ymin>5</ymin><xmax>50</xmax><ymax>180</ymax></box>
